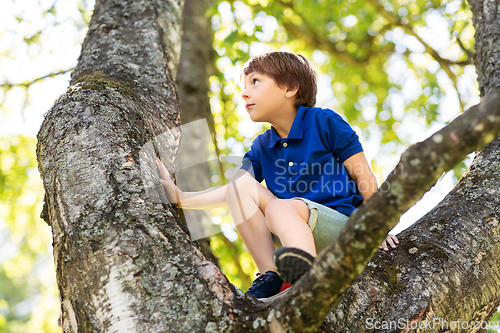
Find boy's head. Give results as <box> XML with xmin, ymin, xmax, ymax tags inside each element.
<box><xmin>242</xmin><ymin>52</ymin><xmax>317</xmax><ymax>109</ymax></box>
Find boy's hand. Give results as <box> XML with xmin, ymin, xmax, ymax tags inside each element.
<box><xmin>379</xmin><ymin>234</ymin><xmax>399</xmax><ymax>251</ymax></box>
<box><xmin>155</xmin><ymin>157</ymin><xmax>181</xmax><ymax>206</ymax></box>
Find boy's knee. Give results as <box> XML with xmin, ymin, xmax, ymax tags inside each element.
<box><xmin>265</xmin><ymin>199</ymin><xmax>283</xmax><ymax>215</ymax></box>
<box><xmin>265</xmin><ymin>199</ymin><xmax>289</xmax><ymax>229</ymax></box>
<box><xmin>265</xmin><ymin>199</ymin><xmax>309</xmax><ymax>232</ymax></box>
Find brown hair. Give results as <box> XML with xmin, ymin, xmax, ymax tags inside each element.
<box><xmin>242</xmin><ymin>51</ymin><xmax>317</xmax><ymax>108</ymax></box>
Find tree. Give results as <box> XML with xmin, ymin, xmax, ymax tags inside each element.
<box><xmin>35</xmin><ymin>0</ymin><xmax>500</xmax><ymax>333</ymax></box>
<box><xmin>175</xmin><ymin>0</ymin><xmax>221</xmax><ymax>269</ymax></box>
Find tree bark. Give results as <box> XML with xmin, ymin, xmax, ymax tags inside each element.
<box><xmin>36</xmin><ymin>0</ymin><xmax>244</xmax><ymax>331</ymax></box>
<box><xmin>36</xmin><ymin>0</ymin><xmax>500</xmax><ymax>332</ymax></box>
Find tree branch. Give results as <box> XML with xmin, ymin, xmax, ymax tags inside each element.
<box><xmin>272</xmin><ymin>86</ymin><xmax>500</xmax><ymax>332</ymax></box>
<box><xmin>0</xmin><ymin>68</ymin><xmax>73</xmax><ymax>89</ymax></box>
<box><xmin>365</xmin><ymin>0</ymin><xmax>468</xmax><ymax>111</ymax></box>
<box><xmin>455</xmin><ymin>33</ymin><xmax>474</xmax><ymax>61</ymax></box>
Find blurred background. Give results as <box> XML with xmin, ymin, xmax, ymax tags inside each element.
<box><xmin>2</xmin><ymin>0</ymin><xmax>498</xmax><ymax>331</ymax></box>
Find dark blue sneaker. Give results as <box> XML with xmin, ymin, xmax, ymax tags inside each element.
<box><xmin>274</xmin><ymin>247</ymin><xmax>315</xmax><ymax>284</ymax></box>
<box><xmin>245</xmin><ymin>271</ymin><xmax>292</xmax><ymax>301</ymax></box>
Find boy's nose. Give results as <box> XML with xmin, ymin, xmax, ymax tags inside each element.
<box><xmin>241</xmin><ymin>89</ymin><xmax>249</xmax><ymax>99</ymax></box>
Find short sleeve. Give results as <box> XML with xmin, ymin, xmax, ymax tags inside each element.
<box><xmin>240</xmin><ymin>142</ymin><xmax>264</xmax><ymax>183</ymax></box>
<box><xmin>323</xmin><ymin>113</ymin><xmax>363</xmax><ymax>162</ymax></box>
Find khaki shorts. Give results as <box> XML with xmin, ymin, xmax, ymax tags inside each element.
<box><xmin>293</xmin><ymin>197</ymin><xmax>349</xmax><ymax>252</ymax></box>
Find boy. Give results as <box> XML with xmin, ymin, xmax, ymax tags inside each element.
<box><xmin>156</xmin><ymin>51</ymin><xmax>398</xmax><ymax>301</ymax></box>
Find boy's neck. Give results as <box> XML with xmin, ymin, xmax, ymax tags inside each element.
<box><xmin>271</xmin><ymin>107</ymin><xmax>298</xmax><ymax>138</ymax></box>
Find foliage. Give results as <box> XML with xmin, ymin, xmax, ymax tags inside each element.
<box><xmin>489</xmin><ymin>312</ymin><xmax>500</xmax><ymax>333</ymax></box>
<box><xmin>0</xmin><ymin>0</ymin><xmax>91</xmax><ymax>120</ymax></box>
<box><xmin>0</xmin><ymin>1</ymin><xmax>93</xmax><ymax>330</ymax></box>
<box><xmin>210</xmin><ymin>221</ymin><xmax>257</xmax><ymax>289</ymax></box>
<box><xmin>0</xmin><ymin>135</ymin><xmax>60</xmax><ymax>333</ymax></box>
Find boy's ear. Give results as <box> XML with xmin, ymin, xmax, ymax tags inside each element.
<box><xmin>285</xmin><ymin>85</ymin><xmax>299</xmax><ymax>98</ymax></box>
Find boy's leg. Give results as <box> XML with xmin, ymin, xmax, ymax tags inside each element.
<box><xmin>265</xmin><ymin>199</ymin><xmax>316</xmax><ymax>256</ymax></box>
<box><xmin>224</xmin><ymin>173</ymin><xmax>276</xmax><ymax>273</ymax></box>
<box><xmin>265</xmin><ymin>199</ymin><xmax>317</xmax><ymax>284</ymax></box>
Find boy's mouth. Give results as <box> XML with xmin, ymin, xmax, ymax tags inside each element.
<box><xmin>245</xmin><ymin>103</ymin><xmax>254</xmax><ymax>110</ymax></box>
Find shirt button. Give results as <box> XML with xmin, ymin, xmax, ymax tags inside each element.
<box><xmin>288</xmin><ymin>161</ymin><xmax>293</xmax><ymax>166</ymax></box>
<box><xmin>283</xmin><ymin>142</ymin><xmax>288</xmax><ymax>147</ymax></box>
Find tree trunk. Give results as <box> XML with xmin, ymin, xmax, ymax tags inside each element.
<box><xmin>175</xmin><ymin>0</ymin><xmax>253</xmax><ymax>289</ymax></box>
<box><xmin>36</xmin><ymin>0</ymin><xmax>500</xmax><ymax>332</ymax></box>
<box><xmin>175</xmin><ymin>0</ymin><xmax>220</xmax><ymax>267</ymax></box>
<box><xmin>36</xmin><ymin>0</ymin><xmax>244</xmax><ymax>331</ymax></box>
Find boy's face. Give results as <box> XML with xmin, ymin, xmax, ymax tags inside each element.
<box><xmin>240</xmin><ymin>72</ymin><xmax>296</xmax><ymax>123</ymax></box>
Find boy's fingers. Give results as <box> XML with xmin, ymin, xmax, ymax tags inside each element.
<box><xmin>388</xmin><ymin>234</ymin><xmax>399</xmax><ymax>247</ymax></box>
<box><xmin>386</xmin><ymin>237</ymin><xmax>396</xmax><ymax>248</ymax></box>
<box><xmin>380</xmin><ymin>235</ymin><xmax>399</xmax><ymax>251</ymax></box>
<box><xmin>156</xmin><ymin>158</ymin><xmax>170</xmax><ymax>180</ymax></box>
<box><xmin>392</xmin><ymin>235</ymin><xmax>400</xmax><ymax>244</ymax></box>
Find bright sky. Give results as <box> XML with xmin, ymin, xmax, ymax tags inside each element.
<box><xmin>0</xmin><ymin>0</ymin><xmax>90</xmax><ymax>137</ymax></box>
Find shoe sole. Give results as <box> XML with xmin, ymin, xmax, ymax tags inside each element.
<box><xmin>257</xmin><ymin>287</ymin><xmax>291</xmax><ymax>302</ymax></box>
<box><xmin>274</xmin><ymin>247</ymin><xmax>314</xmax><ymax>284</ymax></box>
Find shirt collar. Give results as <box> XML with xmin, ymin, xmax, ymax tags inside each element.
<box><xmin>268</xmin><ymin>106</ymin><xmax>308</xmax><ymax>148</ymax></box>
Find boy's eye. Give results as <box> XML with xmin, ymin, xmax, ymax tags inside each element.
<box><xmin>253</xmin><ymin>78</ymin><xmax>259</xmax><ymax>84</ymax></box>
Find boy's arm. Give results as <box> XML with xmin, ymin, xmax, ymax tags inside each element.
<box><xmin>156</xmin><ymin>157</ymin><xmax>228</xmax><ymax>209</ymax></box>
<box><xmin>155</xmin><ymin>158</ymin><xmax>253</xmax><ymax>210</ymax></box>
<box><xmin>343</xmin><ymin>152</ymin><xmax>399</xmax><ymax>251</ymax></box>
<box><xmin>343</xmin><ymin>152</ymin><xmax>377</xmax><ymax>201</ymax></box>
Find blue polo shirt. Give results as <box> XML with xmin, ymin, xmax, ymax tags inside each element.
<box><xmin>240</xmin><ymin>105</ymin><xmax>364</xmax><ymax>216</ymax></box>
